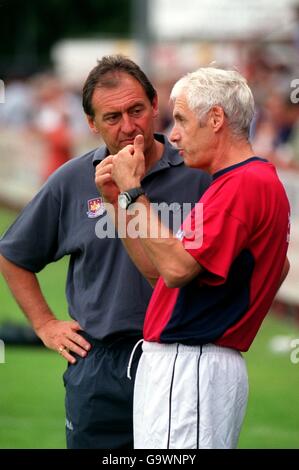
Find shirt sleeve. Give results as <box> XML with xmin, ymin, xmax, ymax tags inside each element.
<box><xmin>0</xmin><ymin>182</ymin><xmax>63</xmax><ymax>272</ymax></box>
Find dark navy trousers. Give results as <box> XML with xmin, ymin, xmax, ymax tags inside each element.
<box><xmin>63</xmin><ymin>333</ymin><xmax>142</xmax><ymax>449</ymax></box>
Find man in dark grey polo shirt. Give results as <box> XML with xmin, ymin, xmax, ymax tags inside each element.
<box><xmin>0</xmin><ymin>55</ymin><xmax>211</xmax><ymax>449</ymax></box>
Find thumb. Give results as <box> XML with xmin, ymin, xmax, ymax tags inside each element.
<box><xmin>134</xmin><ymin>134</ymin><xmax>144</xmax><ymax>155</ymax></box>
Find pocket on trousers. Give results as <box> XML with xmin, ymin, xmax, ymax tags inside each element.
<box><xmin>62</xmin><ymin>362</ymin><xmax>76</xmax><ymax>387</ymax></box>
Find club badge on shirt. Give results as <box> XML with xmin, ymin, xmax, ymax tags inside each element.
<box><xmin>86</xmin><ymin>197</ymin><xmax>105</xmax><ymax>218</ymax></box>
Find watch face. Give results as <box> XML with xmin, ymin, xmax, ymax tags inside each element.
<box><xmin>118</xmin><ymin>193</ymin><xmax>130</xmax><ymax>209</ymax></box>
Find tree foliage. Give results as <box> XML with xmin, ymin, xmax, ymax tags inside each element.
<box><xmin>0</xmin><ymin>0</ymin><xmax>131</xmax><ymax>76</ymax></box>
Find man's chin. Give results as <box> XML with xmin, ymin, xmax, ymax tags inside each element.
<box><xmin>181</xmin><ymin>153</ymin><xmax>190</xmax><ymax>166</ymax></box>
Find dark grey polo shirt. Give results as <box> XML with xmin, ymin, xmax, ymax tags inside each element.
<box><xmin>0</xmin><ymin>134</ymin><xmax>211</xmax><ymax>340</ymax></box>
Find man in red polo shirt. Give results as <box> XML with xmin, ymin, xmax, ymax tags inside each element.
<box><xmin>96</xmin><ymin>67</ymin><xmax>290</xmax><ymax>449</ymax></box>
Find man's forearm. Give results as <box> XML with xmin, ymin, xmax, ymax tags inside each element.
<box><xmin>105</xmin><ymin>202</ymin><xmax>160</xmax><ymax>287</ymax></box>
<box><xmin>0</xmin><ymin>254</ymin><xmax>56</xmax><ymax>333</ymax></box>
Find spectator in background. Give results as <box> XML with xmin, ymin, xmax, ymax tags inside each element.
<box><xmin>32</xmin><ymin>75</ymin><xmax>72</xmax><ymax>180</ymax></box>
<box><xmin>252</xmin><ymin>91</ymin><xmax>299</xmax><ymax>171</ymax></box>
<box><xmin>0</xmin><ymin>72</ymin><xmax>33</xmax><ymax>129</ymax></box>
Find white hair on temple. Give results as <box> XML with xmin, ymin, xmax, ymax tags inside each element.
<box><xmin>171</xmin><ymin>67</ymin><xmax>255</xmax><ymax>137</ymax></box>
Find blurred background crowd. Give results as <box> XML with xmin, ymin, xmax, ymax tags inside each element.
<box><xmin>1</xmin><ymin>1</ymin><xmax>299</xmax><ymax>192</ymax></box>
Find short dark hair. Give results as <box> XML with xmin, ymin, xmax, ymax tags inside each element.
<box><xmin>82</xmin><ymin>55</ymin><xmax>157</xmax><ymax>117</ymax></box>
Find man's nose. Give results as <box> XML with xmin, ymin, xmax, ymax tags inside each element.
<box><xmin>121</xmin><ymin>114</ymin><xmax>136</xmax><ymax>134</ymax></box>
<box><xmin>169</xmin><ymin>125</ymin><xmax>179</xmax><ymax>144</ymax></box>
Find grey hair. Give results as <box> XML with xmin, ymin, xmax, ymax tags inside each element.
<box><xmin>170</xmin><ymin>67</ymin><xmax>255</xmax><ymax>137</ymax></box>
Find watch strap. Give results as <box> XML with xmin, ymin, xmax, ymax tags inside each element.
<box><xmin>126</xmin><ymin>186</ymin><xmax>145</xmax><ymax>204</ymax></box>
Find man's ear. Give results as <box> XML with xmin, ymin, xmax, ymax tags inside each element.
<box><xmin>152</xmin><ymin>95</ymin><xmax>159</xmax><ymax>118</ymax></box>
<box><xmin>86</xmin><ymin>115</ymin><xmax>99</xmax><ymax>134</ymax></box>
<box><xmin>210</xmin><ymin>106</ymin><xmax>225</xmax><ymax>133</ymax></box>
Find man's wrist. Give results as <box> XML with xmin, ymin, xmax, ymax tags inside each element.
<box><xmin>118</xmin><ymin>186</ymin><xmax>146</xmax><ymax>210</ymax></box>
<box><xmin>119</xmin><ymin>179</ymin><xmax>141</xmax><ymax>193</ymax></box>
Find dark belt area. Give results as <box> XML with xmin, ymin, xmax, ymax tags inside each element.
<box><xmin>79</xmin><ymin>330</ymin><xmax>142</xmax><ymax>350</ymax></box>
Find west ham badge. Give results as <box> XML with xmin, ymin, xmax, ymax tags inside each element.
<box><xmin>86</xmin><ymin>197</ymin><xmax>105</xmax><ymax>218</ymax></box>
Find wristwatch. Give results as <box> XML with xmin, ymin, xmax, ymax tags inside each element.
<box><xmin>118</xmin><ymin>187</ymin><xmax>145</xmax><ymax>210</ymax></box>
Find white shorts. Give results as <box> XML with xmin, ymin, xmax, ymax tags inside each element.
<box><xmin>133</xmin><ymin>341</ymin><xmax>248</xmax><ymax>449</ymax></box>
